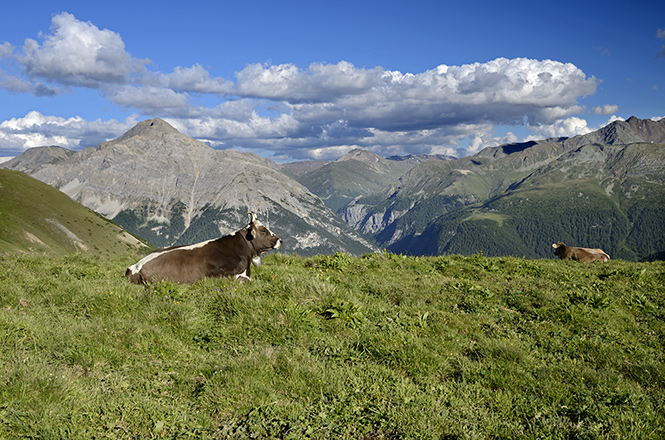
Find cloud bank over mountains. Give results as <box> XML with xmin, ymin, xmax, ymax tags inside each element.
<box><xmin>0</xmin><ymin>12</ymin><xmax>617</xmax><ymax>160</ymax></box>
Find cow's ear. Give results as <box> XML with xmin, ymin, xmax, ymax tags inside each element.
<box><xmin>246</xmin><ymin>226</ymin><xmax>257</xmax><ymax>240</ymax></box>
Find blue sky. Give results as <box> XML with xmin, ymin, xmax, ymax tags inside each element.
<box><xmin>1</xmin><ymin>0</ymin><xmax>663</xmax><ymax>162</ymax></box>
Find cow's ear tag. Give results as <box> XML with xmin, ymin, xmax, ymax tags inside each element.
<box><xmin>247</xmin><ymin>226</ymin><xmax>257</xmax><ymax>240</ymax></box>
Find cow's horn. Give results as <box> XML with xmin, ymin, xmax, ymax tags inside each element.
<box><xmin>249</xmin><ymin>211</ymin><xmax>257</xmax><ymax>223</ymax></box>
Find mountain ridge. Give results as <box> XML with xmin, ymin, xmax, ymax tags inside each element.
<box><xmin>5</xmin><ymin>118</ymin><xmax>376</xmax><ymax>256</ymax></box>
<box><xmin>293</xmin><ymin>148</ymin><xmax>452</xmax><ymax>212</ymax></box>
<box><xmin>339</xmin><ymin>117</ymin><xmax>665</xmax><ymax>260</ymax></box>
<box><xmin>1</xmin><ymin>146</ymin><xmax>76</xmax><ymax>174</ymax></box>
<box><xmin>4</xmin><ymin>116</ymin><xmax>664</xmax><ymax>260</ymax></box>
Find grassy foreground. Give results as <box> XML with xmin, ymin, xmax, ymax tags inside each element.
<box><xmin>1</xmin><ymin>251</ymin><xmax>663</xmax><ymax>439</ymax></box>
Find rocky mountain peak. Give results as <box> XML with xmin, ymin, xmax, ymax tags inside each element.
<box><xmin>96</xmin><ymin>117</ymin><xmax>210</xmax><ymax>161</ymax></box>
<box><xmin>565</xmin><ymin>116</ymin><xmax>665</xmax><ymax>149</ymax></box>
<box><xmin>477</xmin><ymin>117</ymin><xmax>665</xmax><ymax>166</ymax></box>
<box><xmin>115</xmin><ymin>118</ymin><xmax>179</xmax><ymax>142</ymax></box>
<box><xmin>623</xmin><ymin>115</ymin><xmax>665</xmax><ymax>143</ymax></box>
<box><xmin>338</xmin><ymin>149</ymin><xmax>384</xmax><ymax>163</ymax></box>
<box><xmin>14</xmin><ymin>118</ymin><xmax>375</xmax><ymax>255</ymax></box>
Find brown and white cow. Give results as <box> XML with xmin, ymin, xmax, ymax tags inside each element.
<box><xmin>552</xmin><ymin>242</ymin><xmax>610</xmax><ymax>262</ymax></box>
<box><xmin>126</xmin><ymin>212</ymin><xmax>282</xmax><ymax>284</ymax></box>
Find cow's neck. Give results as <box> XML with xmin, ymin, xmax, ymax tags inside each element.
<box><xmin>240</xmin><ymin>227</ymin><xmax>260</xmax><ymax>256</ymax></box>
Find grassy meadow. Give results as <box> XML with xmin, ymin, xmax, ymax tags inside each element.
<box><xmin>1</xmin><ymin>251</ymin><xmax>664</xmax><ymax>439</ymax></box>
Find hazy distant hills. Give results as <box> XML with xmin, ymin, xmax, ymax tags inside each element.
<box><xmin>0</xmin><ymin>169</ymin><xmax>149</xmax><ymax>256</ymax></box>
<box><xmin>3</xmin><ymin>118</ymin><xmax>375</xmax><ymax>256</ymax></box>
<box><xmin>291</xmin><ymin>149</ymin><xmax>456</xmax><ymax>213</ymax></box>
<box><xmin>341</xmin><ymin>117</ymin><xmax>665</xmax><ymax>260</ymax></box>
<box><xmin>2</xmin><ymin>146</ymin><xmax>76</xmax><ymax>174</ymax></box>
<box><xmin>293</xmin><ymin>149</ymin><xmax>421</xmax><ymax>212</ymax></box>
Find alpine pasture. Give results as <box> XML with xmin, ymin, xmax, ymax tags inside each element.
<box><xmin>1</xmin><ymin>251</ymin><xmax>663</xmax><ymax>439</ymax></box>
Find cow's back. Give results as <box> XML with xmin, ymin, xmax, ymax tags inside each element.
<box><xmin>127</xmin><ymin>234</ymin><xmax>251</xmax><ymax>284</ymax></box>
<box><xmin>125</xmin><ymin>212</ymin><xmax>282</xmax><ymax>284</ymax></box>
<box><xmin>553</xmin><ymin>242</ymin><xmax>609</xmax><ymax>262</ymax></box>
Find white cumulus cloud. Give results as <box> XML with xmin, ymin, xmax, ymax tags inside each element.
<box><xmin>233</xmin><ymin>61</ymin><xmax>383</xmax><ymax>102</ymax></box>
<box><xmin>105</xmin><ymin>85</ymin><xmax>190</xmax><ymax>112</ymax></box>
<box><xmin>0</xmin><ymin>41</ymin><xmax>13</xmax><ymax>57</ymax></box>
<box><xmin>218</xmin><ymin>57</ymin><xmax>597</xmax><ymax>157</ymax></box>
<box><xmin>528</xmin><ymin>116</ymin><xmax>593</xmax><ymax>139</ymax></box>
<box><xmin>19</xmin><ymin>12</ymin><xmax>148</xmax><ymax>87</ymax></box>
<box><xmin>0</xmin><ymin>111</ymin><xmax>139</xmax><ymax>154</ymax></box>
<box><xmin>153</xmin><ymin>64</ymin><xmax>232</xmax><ymax>94</ymax></box>
<box><xmin>0</xmin><ymin>13</ymin><xmax>605</xmax><ymax>160</ymax></box>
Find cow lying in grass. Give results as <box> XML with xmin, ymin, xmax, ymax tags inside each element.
<box><xmin>126</xmin><ymin>212</ymin><xmax>282</xmax><ymax>284</ymax></box>
<box><xmin>552</xmin><ymin>242</ymin><xmax>610</xmax><ymax>262</ymax></box>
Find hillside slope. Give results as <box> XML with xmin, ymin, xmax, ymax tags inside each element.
<box><xmin>417</xmin><ymin>142</ymin><xmax>665</xmax><ymax>260</ymax></box>
<box><xmin>0</xmin><ymin>169</ymin><xmax>149</xmax><ymax>256</ymax></box>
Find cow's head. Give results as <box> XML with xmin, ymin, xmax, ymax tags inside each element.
<box><xmin>245</xmin><ymin>212</ymin><xmax>282</xmax><ymax>257</ymax></box>
<box><xmin>552</xmin><ymin>242</ymin><xmax>565</xmax><ymax>257</ymax></box>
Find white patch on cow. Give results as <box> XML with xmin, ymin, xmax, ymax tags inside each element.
<box><xmin>128</xmin><ymin>238</ymin><xmax>216</xmax><ymax>274</ymax></box>
<box><xmin>177</xmin><ymin>238</ymin><xmax>216</xmax><ymax>252</ymax></box>
<box><xmin>235</xmin><ymin>270</ymin><xmax>250</xmax><ymax>281</ymax></box>
<box><xmin>252</xmin><ymin>256</ymin><xmax>262</xmax><ymax>267</ymax></box>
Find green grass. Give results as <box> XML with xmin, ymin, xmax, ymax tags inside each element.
<box><xmin>0</xmin><ymin>170</ymin><xmax>150</xmax><ymax>256</ymax></box>
<box><xmin>1</xmin><ymin>251</ymin><xmax>664</xmax><ymax>439</ymax></box>
<box><xmin>464</xmin><ymin>211</ymin><xmax>508</xmax><ymax>227</ymax></box>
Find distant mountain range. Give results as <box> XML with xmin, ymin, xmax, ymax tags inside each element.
<box><xmin>335</xmin><ymin>116</ymin><xmax>665</xmax><ymax>260</ymax></box>
<box><xmin>3</xmin><ymin>118</ymin><xmax>375</xmax><ymax>256</ymax></box>
<box><xmin>3</xmin><ymin>116</ymin><xmax>664</xmax><ymax>260</ymax></box>
<box><xmin>291</xmin><ymin>149</ymin><xmax>452</xmax><ymax>212</ymax></box>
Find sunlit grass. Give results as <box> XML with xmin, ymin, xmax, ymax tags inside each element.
<box><xmin>1</xmin><ymin>251</ymin><xmax>663</xmax><ymax>438</ymax></box>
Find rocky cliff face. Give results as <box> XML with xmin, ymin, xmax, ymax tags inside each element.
<box><xmin>563</xmin><ymin>116</ymin><xmax>665</xmax><ymax>149</ymax></box>
<box><xmin>19</xmin><ymin>118</ymin><xmax>375</xmax><ymax>255</ymax></box>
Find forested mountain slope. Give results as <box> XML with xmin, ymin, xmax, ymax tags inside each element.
<box><xmin>340</xmin><ymin>118</ymin><xmax>665</xmax><ymax>260</ymax></box>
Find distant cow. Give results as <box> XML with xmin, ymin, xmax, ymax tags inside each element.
<box><xmin>552</xmin><ymin>242</ymin><xmax>610</xmax><ymax>262</ymax></box>
<box><xmin>126</xmin><ymin>212</ymin><xmax>282</xmax><ymax>284</ymax></box>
